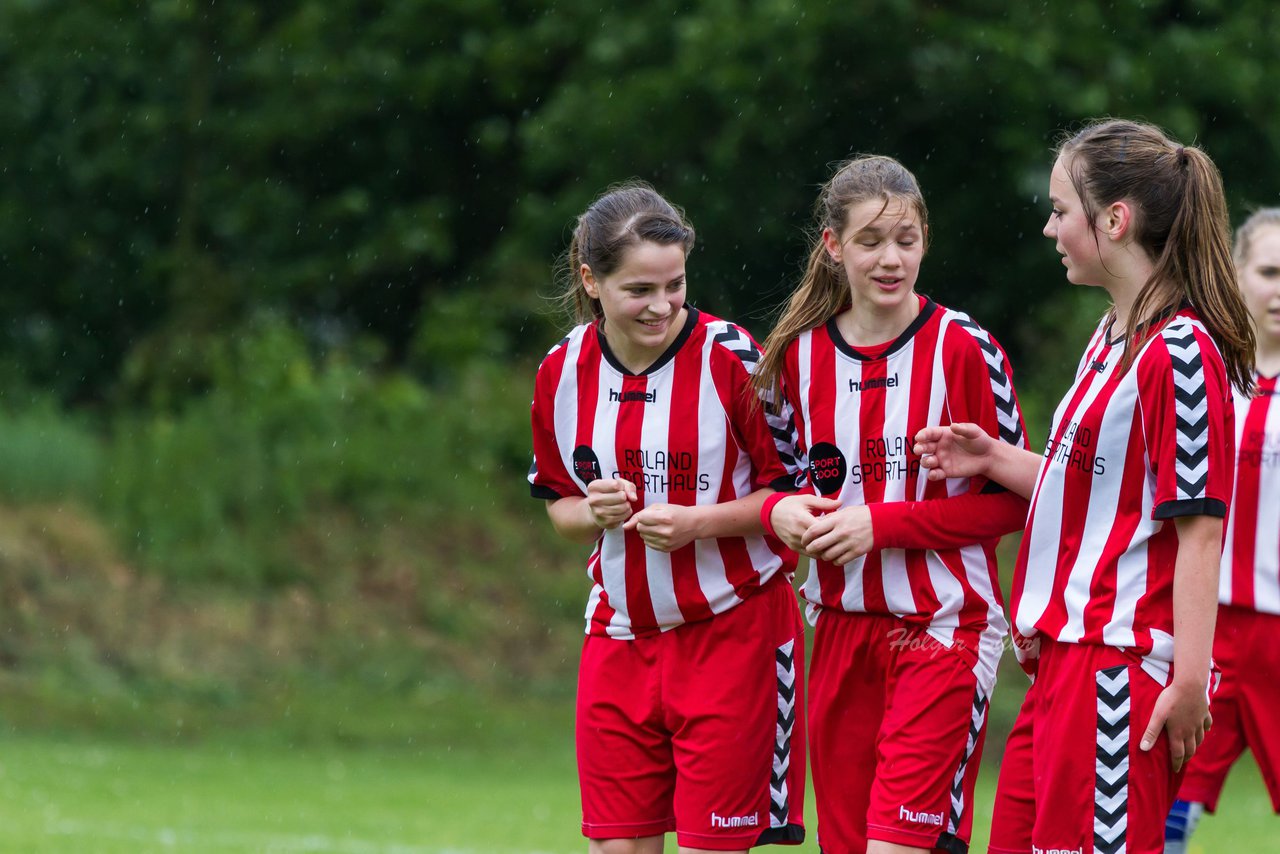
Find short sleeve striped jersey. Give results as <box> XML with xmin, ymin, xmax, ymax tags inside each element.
<box><xmin>528</xmin><ymin>308</ymin><xmax>801</xmax><ymax>639</ymax></box>
<box><xmin>1012</xmin><ymin>309</ymin><xmax>1236</xmax><ymax>678</ymax></box>
<box><xmin>781</xmin><ymin>297</ymin><xmax>1026</xmax><ymax>647</ymax></box>
<box><xmin>1221</xmin><ymin>373</ymin><xmax>1280</xmax><ymax>614</ymax></box>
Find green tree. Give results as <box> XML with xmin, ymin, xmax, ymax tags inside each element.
<box><xmin>1</xmin><ymin>0</ymin><xmax>1277</xmax><ymax>407</ymax></box>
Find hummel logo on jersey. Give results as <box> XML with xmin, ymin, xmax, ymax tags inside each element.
<box><xmin>898</xmin><ymin>805</ymin><xmax>944</xmax><ymax>827</ymax></box>
<box><xmin>849</xmin><ymin>374</ymin><xmax>899</xmax><ymax>392</ymax></box>
<box><xmin>710</xmin><ymin>811</ymin><xmax>759</xmax><ymax>828</ymax></box>
<box><xmin>609</xmin><ymin>388</ymin><xmax>656</xmax><ymax>403</ymax></box>
<box><xmin>1032</xmin><ymin>847</ymin><xmax>1083</xmax><ymax>854</ymax></box>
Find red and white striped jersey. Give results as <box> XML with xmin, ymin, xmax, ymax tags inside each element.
<box><xmin>1221</xmin><ymin>373</ymin><xmax>1280</xmax><ymax>614</ymax></box>
<box><xmin>782</xmin><ymin>297</ymin><xmax>1026</xmax><ymax>654</ymax></box>
<box><xmin>529</xmin><ymin>308</ymin><xmax>800</xmax><ymax>639</ymax></box>
<box><xmin>1013</xmin><ymin>309</ymin><xmax>1236</xmax><ymax>682</ymax></box>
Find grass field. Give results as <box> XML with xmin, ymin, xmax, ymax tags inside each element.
<box><xmin>0</xmin><ymin>721</ymin><xmax>1272</xmax><ymax>853</ymax></box>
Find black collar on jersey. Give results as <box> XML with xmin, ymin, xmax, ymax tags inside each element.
<box><xmin>825</xmin><ymin>298</ymin><xmax>938</xmax><ymax>361</ymax></box>
<box><xmin>597</xmin><ymin>306</ymin><xmax>700</xmax><ymax>376</ymax></box>
<box><xmin>1102</xmin><ymin>301</ymin><xmax>1188</xmax><ymax>347</ymax></box>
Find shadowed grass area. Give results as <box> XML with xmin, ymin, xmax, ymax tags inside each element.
<box><xmin>0</xmin><ymin>707</ymin><xmax>1271</xmax><ymax>853</ymax></box>
<box><xmin>0</xmin><ymin>697</ymin><xmax>580</xmax><ymax>854</ymax></box>
<box><xmin>0</xmin><ymin>735</ymin><xmax>577</xmax><ymax>853</ymax></box>
<box><xmin>967</xmin><ymin>751</ymin><xmax>1274</xmax><ymax>854</ymax></box>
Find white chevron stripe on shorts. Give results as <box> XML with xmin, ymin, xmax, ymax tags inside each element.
<box><xmin>1094</xmin><ymin>665</ymin><xmax>1130</xmax><ymax>854</ymax></box>
<box><xmin>770</xmin><ymin>639</ymin><xmax>797</xmax><ymax>828</ymax></box>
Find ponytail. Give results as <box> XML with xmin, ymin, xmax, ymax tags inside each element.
<box><xmin>1153</xmin><ymin>148</ymin><xmax>1255</xmax><ymax>394</ymax></box>
<box><xmin>1059</xmin><ymin>120</ymin><xmax>1255</xmax><ymax>393</ymax></box>
<box><xmin>754</xmin><ymin>239</ymin><xmax>849</xmax><ymax>404</ymax></box>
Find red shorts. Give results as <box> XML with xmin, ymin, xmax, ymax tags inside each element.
<box><xmin>576</xmin><ymin>573</ymin><xmax>806</xmax><ymax>850</ymax></box>
<box><xmin>1178</xmin><ymin>606</ymin><xmax>1280</xmax><ymax>812</ymax></box>
<box><xmin>808</xmin><ymin>611</ymin><xmax>992</xmax><ymax>854</ymax></box>
<box><xmin>989</xmin><ymin>639</ymin><xmax>1182</xmax><ymax>854</ymax></box>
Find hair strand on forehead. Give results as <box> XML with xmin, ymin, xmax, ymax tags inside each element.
<box><xmin>1234</xmin><ymin>207</ymin><xmax>1280</xmax><ymax>269</ymax></box>
<box><xmin>555</xmin><ymin>181</ymin><xmax>696</xmax><ymax>328</ymax></box>
<box><xmin>753</xmin><ymin>155</ymin><xmax>928</xmax><ymax>406</ymax></box>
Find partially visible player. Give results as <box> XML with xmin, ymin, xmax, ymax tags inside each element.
<box><xmin>1165</xmin><ymin>208</ymin><xmax>1280</xmax><ymax>853</ymax></box>
<box><xmin>915</xmin><ymin>119</ymin><xmax>1256</xmax><ymax>854</ymax></box>
<box><xmin>529</xmin><ymin>182</ymin><xmax>808</xmax><ymax>854</ymax></box>
<box><xmin>753</xmin><ymin>154</ymin><xmax>1030</xmax><ymax>854</ymax></box>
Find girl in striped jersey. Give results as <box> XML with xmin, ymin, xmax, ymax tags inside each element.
<box><xmin>1165</xmin><ymin>209</ymin><xmax>1280</xmax><ymax>852</ymax></box>
<box><xmin>529</xmin><ymin>183</ymin><xmax>808</xmax><ymax>853</ymax></box>
<box><xmin>916</xmin><ymin>119</ymin><xmax>1256</xmax><ymax>854</ymax></box>
<box><xmin>754</xmin><ymin>155</ymin><xmax>1031</xmax><ymax>854</ymax></box>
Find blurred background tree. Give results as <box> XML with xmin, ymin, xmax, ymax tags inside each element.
<box><xmin>4</xmin><ymin>1</ymin><xmax>1277</xmax><ymax>406</ymax></box>
<box><xmin>0</xmin><ymin>0</ymin><xmax>1277</xmax><ymax>737</ymax></box>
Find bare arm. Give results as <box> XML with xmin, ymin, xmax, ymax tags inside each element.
<box><xmin>914</xmin><ymin>422</ymin><xmax>1043</xmax><ymax>500</ymax></box>
<box><xmin>1139</xmin><ymin>513</ymin><xmax>1221</xmax><ymax>771</ymax></box>
<box><xmin>624</xmin><ymin>488</ymin><xmax>778</xmax><ymax>552</ymax></box>
<box><xmin>548</xmin><ymin>479</ymin><xmax>784</xmax><ymax>553</ymax></box>
<box><xmin>545</xmin><ymin>478</ymin><xmax>638</xmax><ymax>545</ymax></box>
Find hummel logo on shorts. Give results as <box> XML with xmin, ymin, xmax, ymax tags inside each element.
<box><xmin>710</xmin><ymin>811</ymin><xmax>759</xmax><ymax>828</ymax></box>
<box><xmin>898</xmin><ymin>805</ymin><xmax>945</xmax><ymax>826</ymax></box>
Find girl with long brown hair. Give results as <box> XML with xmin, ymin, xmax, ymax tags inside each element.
<box><xmin>915</xmin><ymin>119</ymin><xmax>1255</xmax><ymax>853</ymax></box>
<box><xmin>755</xmin><ymin>155</ymin><xmax>1030</xmax><ymax>854</ymax></box>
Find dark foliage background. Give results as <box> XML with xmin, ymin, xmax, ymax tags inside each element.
<box><xmin>0</xmin><ymin>0</ymin><xmax>1277</xmax><ymax>736</ymax></box>
<box><xmin>3</xmin><ymin>1</ymin><xmax>1278</xmax><ymax>405</ymax></box>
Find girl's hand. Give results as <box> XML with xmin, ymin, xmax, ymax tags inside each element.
<box><xmin>1140</xmin><ymin>680</ymin><xmax>1212</xmax><ymax>773</ymax></box>
<box><xmin>585</xmin><ymin>478</ymin><xmax>637</xmax><ymax>529</ymax></box>
<box><xmin>800</xmin><ymin>505</ymin><xmax>874</xmax><ymax>566</ymax></box>
<box><xmin>624</xmin><ymin>503</ymin><xmax>699</xmax><ymax>552</ymax></box>
<box><xmin>770</xmin><ymin>494</ymin><xmax>843</xmax><ymax>553</ymax></box>
<box><xmin>913</xmin><ymin>422</ymin><xmax>997</xmax><ymax>482</ymax></box>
